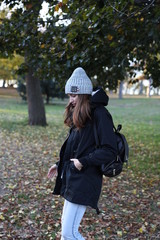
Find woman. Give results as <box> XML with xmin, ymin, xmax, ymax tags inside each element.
<box><xmin>48</xmin><ymin>67</ymin><xmax>117</xmax><ymax>240</ymax></box>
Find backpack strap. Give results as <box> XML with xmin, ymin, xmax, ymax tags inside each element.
<box><xmin>120</xmin><ymin>133</ymin><xmax>129</xmax><ymax>163</ymax></box>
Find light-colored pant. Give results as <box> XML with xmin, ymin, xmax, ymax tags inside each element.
<box><xmin>61</xmin><ymin>200</ymin><xmax>87</xmax><ymax>240</ymax></box>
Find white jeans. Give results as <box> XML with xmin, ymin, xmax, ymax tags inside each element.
<box><xmin>61</xmin><ymin>200</ymin><xmax>87</xmax><ymax>240</ymax></box>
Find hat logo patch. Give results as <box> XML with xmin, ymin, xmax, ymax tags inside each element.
<box><xmin>71</xmin><ymin>86</ymin><xmax>80</xmax><ymax>93</ymax></box>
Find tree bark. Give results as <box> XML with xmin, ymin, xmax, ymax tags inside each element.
<box><xmin>146</xmin><ymin>78</ymin><xmax>151</xmax><ymax>98</ymax></box>
<box><xmin>139</xmin><ymin>80</ymin><xmax>143</xmax><ymax>95</ymax></box>
<box><xmin>118</xmin><ymin>81</ymin><xmax>123</xmax><ymax>99</ymax></box>
<box><xmin>2</xmin><ymin>80</ymin><xmax>6</xmax><ymax>88</ymax></box>
<box><xmin>26</xmin><ymin>68</ymin><xmax>47</xmax><ymax>126</ymax></box>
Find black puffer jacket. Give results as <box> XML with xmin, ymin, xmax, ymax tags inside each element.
<box><xmin>53</xmin><ymin>88</ymin><xmax>117</xmax><ymax>211</ymax></box>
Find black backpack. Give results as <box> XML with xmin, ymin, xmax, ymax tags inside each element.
<box><xmin>93</xmin><ymin>111</ymin><xmax>129</xmax><ymax>177</ymax></box>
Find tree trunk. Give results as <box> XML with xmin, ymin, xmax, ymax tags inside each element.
<box><xmin>2</xmin><ymin>80</ymin><xmax>6</xmax><ymax>88</ymax></box>
<box><xmin>26</xmin><ymin>68</ymin><xmax>47</xmax><ymax>126</ymax></box>
<box><xmin>146</xmin><ymin>78</ymin><xmax>151</xmax><ymax>98</ymax></box>
<box><xmin>139</xmin><ymin>80</ymin><xmax>143</xmax><ymax>95</ymax></box>
<box><xmin>118</xmin><ymin>81</ymin><xmax>123</xmax><ymax>99</ymax></box>
<box><xmin>46</xmin><ymin>94</ymin><xmax>50</xmax><ymax>104</ymax></box>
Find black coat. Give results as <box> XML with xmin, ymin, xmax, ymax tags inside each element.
<box><xmin>53</xmin><ymin>88</ymin><xmax>117</xmax><ymax>210</ymax></box>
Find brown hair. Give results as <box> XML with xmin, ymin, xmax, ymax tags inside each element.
<box><xmin>64</xmin><ymin>95</ymin><xmax>91</xmax><ymax>129</ymax></box>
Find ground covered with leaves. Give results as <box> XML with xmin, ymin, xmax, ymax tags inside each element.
<box><xmin>0</xmin><ymin>97</ymin><xmax>160</xmax><ymax>239</ymax></box>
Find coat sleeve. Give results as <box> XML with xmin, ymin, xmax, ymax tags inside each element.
<box><xmin>79</xmin><ymin>107</ymin><xmax>118</xmax><ymax>168</ymax></box>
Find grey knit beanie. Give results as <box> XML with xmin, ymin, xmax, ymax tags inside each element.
<box><xmin>65</xmin><ymin>67</ymin><xmax>93</xmax><ymax>95</ymax></box>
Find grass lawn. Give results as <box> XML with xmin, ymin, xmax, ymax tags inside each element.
<box><xmin>0</xmin><ymin>96</ymin><xmax>160</xmax><ymax>239</ymax></box>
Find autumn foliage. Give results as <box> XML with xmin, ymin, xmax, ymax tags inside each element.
<box><xmin>0</xmin><ymin>97</ymin><xmax>160</xmax><ymax>239</ymax></box>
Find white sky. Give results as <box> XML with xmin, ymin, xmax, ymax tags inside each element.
<box><xmin>40</xmin><ymin>1</ymin><xmax>49</xmax><ymax>19</ymax></box>
<box><xmin>0</xmin><ymin>1</ymin><xmax>49</xmax><ymax>19</ymax></box>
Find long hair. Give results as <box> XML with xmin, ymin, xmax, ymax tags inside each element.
<box><xmin>64</xmin><ymin>95</ymin><xmax>91</xmax><ymax>129</ymax></box>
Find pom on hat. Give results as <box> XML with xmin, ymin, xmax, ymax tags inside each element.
<box><xmin>65</xmin><ymin>67</ymin><xmax>93</xmax><ymax>95</ymax></box>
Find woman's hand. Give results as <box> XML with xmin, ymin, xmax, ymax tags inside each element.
<box><xmin>70</xmin><ymin>159</ymin><xmax>83</xmax><ymax>171</ymax></box>
<box><xmin>47</xmin><ymin>164</ymin><xmax>58</xmax><ymax>179</ymax></box>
